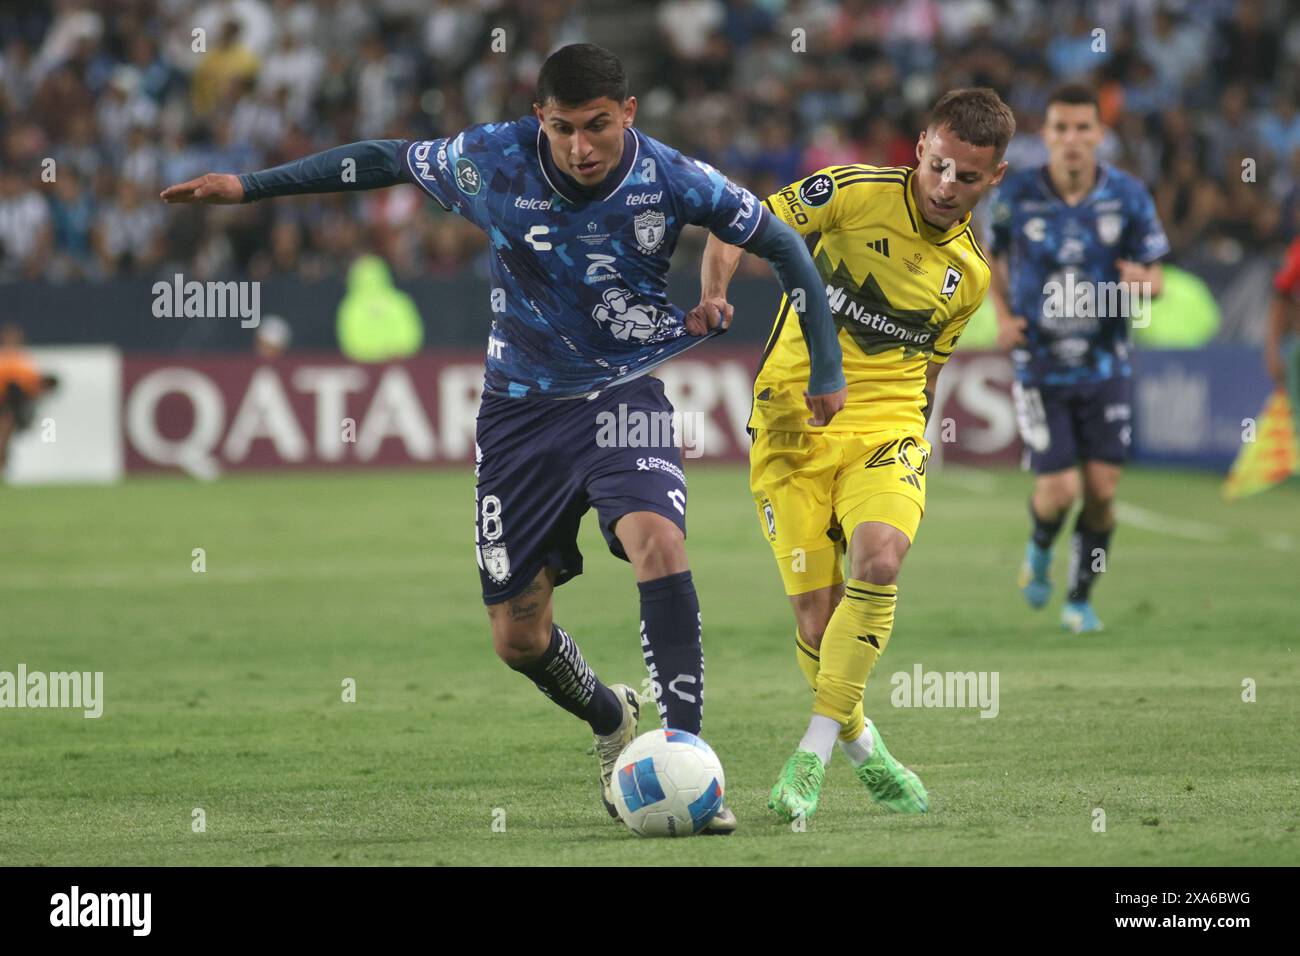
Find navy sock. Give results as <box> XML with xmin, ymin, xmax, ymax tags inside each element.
<box><xmin>514</xmin><ymin>625</ymin><xmax>623</xmax><ymax>735</ymax></box>
<box><xmin>1068</xmin><ymin>515</ymin><xmax>1112</xmax><ymax>603</ymax></box>
<box><xmin>1029</xmin><ymin>499</ymin><xmax>1065</xmax><ymax>550</ymax></box>
<box><xmin>638</xmin><ymin>570</ymin><xmax>704</xmax><ymax>734</ymax></box>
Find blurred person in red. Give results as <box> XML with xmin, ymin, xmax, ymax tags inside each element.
<box><xmin>1266</xmin><ymin>230</ymin><xmax>1300</xmax><ymax>422</ymax></box>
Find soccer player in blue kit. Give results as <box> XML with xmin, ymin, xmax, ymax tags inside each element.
<box><xmin>988</xmin><ymin>85</ymin><xmax>1168</xmax><ymax>633</ymax></box>
<box><xmin>161</xmin><ymin>44</ymin><xmax>847</xmax><ymax>832</ymax></box>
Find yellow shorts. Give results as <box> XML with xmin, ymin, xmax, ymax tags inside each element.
<box><xmin>750</xmin><ymin>429</ymin><xmax>929</xmax><ymax>595</ymax></box>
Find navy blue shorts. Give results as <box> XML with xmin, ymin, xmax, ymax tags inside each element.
<box><xmin>1014</xmin><ymin>376</ymin><xmax>1133</xmax><ymax>474</ymax></box>
<box><xmin>473</xmin><ymin>375</ymin><xmax>689</xmax><ymax>604</ymax></box>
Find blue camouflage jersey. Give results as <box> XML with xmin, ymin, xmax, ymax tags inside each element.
<box><xmin>988</xmin><ymin>164</ymin><xmax>1170</xmax><ymax>386</ymax></box>
<box><xmin>402</xmin><ymin>116</ymin><xmax>765</xmax><ymax>398</ymax></box>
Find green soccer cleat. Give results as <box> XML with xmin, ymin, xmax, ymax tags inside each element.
<box><xmin>853</xmin><ymin>722</ymin><xmax>928</xmax><ymax>814</ymax></box>
<box><xmin>596</xmin><ymin>684</ymin><xmax>641</xmax><ymax>818</ymax></box>
<box><xmin>768</xmin><ymin>749</ymin><xmax>825</xmax><ymax>823</ymax></box>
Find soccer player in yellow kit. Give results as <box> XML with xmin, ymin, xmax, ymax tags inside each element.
<box><xmin>690</xmin><ymin>89</ymin><xmax>1014</xmax><ymax>821</ymax></box>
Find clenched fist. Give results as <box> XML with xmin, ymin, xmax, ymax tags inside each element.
<box><xmin>685</xmin><ymin>296</ymin><xmax>734</xmax><ymax>336</ymax></box>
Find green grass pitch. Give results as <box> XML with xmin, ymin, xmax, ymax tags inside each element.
<box><xmin>2</xmin><ymin>465</ymin><xmax>1297</xmax><ymax>866</ymax></box>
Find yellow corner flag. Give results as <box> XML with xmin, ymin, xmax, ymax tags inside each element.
<box><xmin>1223</xmin><ymin>390</ymin><xmax>1300</xmax><ymax>499</ymax></box>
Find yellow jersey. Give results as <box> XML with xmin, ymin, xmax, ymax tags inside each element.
<box><xmin>750</xmin><ymin>164</ymin><xmax>990</xmax><ymax>435</ymax></box>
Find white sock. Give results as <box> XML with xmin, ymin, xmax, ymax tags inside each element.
<box><xmin>798</xmin><ymin>714</ymin><xmax>840</xmax><ymax>766</ymax></box>
<box><xmin>838</xmin><ymin>720</ymin><xmax>876</xmax><ymax>767</ymax></box>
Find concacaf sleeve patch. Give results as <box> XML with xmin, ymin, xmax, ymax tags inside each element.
<box><xmin>798</xmin><ymin>173</ymin><xmax>835</xmax><ymax>208</ymax></box>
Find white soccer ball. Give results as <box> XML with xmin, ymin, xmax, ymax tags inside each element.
<box><xmin>611</xmin><ymin>729</ymin><xmax>725</xmax><ymax>837</ymax></box>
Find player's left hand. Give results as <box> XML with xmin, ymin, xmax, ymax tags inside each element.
<box><xmin>685</xmin><ymin>297</ymin><xmax>734</xmax><ymax>336</ymax></box>
<box><xmin>804</xmin><ymin>387</ymin><xmax>847</xmax><ymax>427</ymax></box>
<box><xmin>1115</xmin><ymin>259</ymin><xmax>1149</xmax><ymax>285</ymax></box>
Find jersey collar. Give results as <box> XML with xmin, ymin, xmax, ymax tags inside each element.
<box><xmin>1037</xmin><ymin>163</ymin><xmax>1109</xmax><ymax>206</ymax></box>
<box><xmin>903</xmin><ymin>168</ymin><xmax>971</xmax><ymax>245</ymax></box>
<box><xmin>536</xmin><ymin>123</ymin><xmax>640</xmax><ymax>204</ymax></box>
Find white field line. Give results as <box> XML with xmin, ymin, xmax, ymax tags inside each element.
<box><xmin>0</xmin><ymin>559</ymin><xmax>436</xmax><ymax>591</ymax></box>
<box><xmin>1114</xmin><ymin>503</ymin><xmax>1292</xmax><ymax>552</ymax></box>
<box><xmin>1113</xmin><ymin>502</ymin><xmax>1229</xmax><ymax>543</ymax></box>
<box><xmin>936</xmin><ymin>465</ymin><xmax>1000</xmax><ymax>494</ymax></box>
<box><xmin>934</xmin><ymin>468</ymin><xmax>1294</xmax><ymax>552</ymax></box>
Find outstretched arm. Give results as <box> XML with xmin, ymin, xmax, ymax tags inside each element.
<box><xmin>736</xmin><ymin>212</ymin><xmax>846</xmax><ymax>425</ymax></box>
<box><xmin>161</xmin><ymin>139</ymin><xmax>410</xmax><ymax>204</ymax></box>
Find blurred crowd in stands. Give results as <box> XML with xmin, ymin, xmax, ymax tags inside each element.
<box><xmin>0</xmin><ymin>0</ymin><xmax>1297</xmax><ymax>289</ymax></box>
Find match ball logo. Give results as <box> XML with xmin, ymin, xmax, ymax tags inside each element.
<box><xmin>634</xmin><ymin>209</ymin><xmax>666</xmax><ymax>254</ymax></box>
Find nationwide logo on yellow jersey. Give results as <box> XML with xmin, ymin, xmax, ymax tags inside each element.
<box><xmin>751</xmin><ymin>164</ymin><xmax>991</xmax><ymax>435</ymax></box>
<box><xmin>821</xmin><ymin>256</ymin><xmax>942</xmax><ymax>358</ymax></box>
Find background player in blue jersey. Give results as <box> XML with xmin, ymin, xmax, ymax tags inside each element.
<box><xmin>988</xmin><ymin>84</ymin><xmax>1169</xmax><ymax>634</ymax></box>
<box><xmin>160</xmin><ymin>43</ymin><xmax>846</xmax><ymax>831</ymax></box>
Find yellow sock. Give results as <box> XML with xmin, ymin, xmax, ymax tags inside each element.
<box><xmin>794</xmin><ymin>629</ymin><xmax>820</xmax><ymax>691</ymax></box>
<box><xmin>795</xmin><ymin>629</ymin><xmax>865</xmax><ymax>742</ymax></box>
<box><xmin>812</xmin><ymin>580</ymin><xmax>897</xmax><ymax>728</ymax></box>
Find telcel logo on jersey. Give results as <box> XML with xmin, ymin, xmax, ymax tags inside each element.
<box><xmin>625</xmin><ymin>191</ymin><xmax>662</xmax><ymax>206</ymax></box>
<box><xmin>514</xmin><ymin>196</ymin><xmax>552</xmax><ymax>210</ymax></box>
